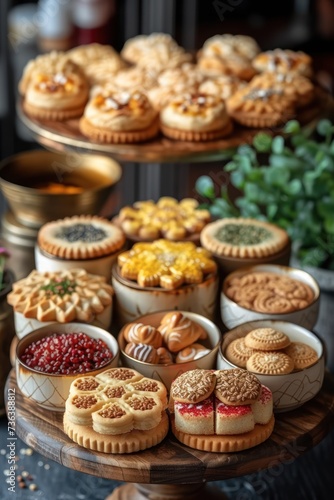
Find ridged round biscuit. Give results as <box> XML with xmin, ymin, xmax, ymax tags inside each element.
<box><xmin>246</xmin><ymin>351</ymin><xmax>294</xmax><ymax>375</ymax></box>
<box><xmin>284</xmin><ymin>342</ymin><xmax>319</xmax><ymax>370</ymax></box>
<box><xmin>225</xmin><ymin>337</ymin><xmax>257</xmax><ymax>368</ymax></box>
<box><xmin>244</xmin><ymin>328</ymin><xmax>291</xmax><ymax>351</ymax></box>
<box><xmin>171</xmin><ymin>414</ymin><xmax>275</xmax><ymax>452</ymax></box>
<box><xmin>170</xmin><ymin>369</ymin><xmax>216</xmax><ymax>404</ymax></box>
<box><xmin>63</xmin><ymin>411</ymin><xmax>169</xmax><ymax>454</ymax></box>
<box><xmin>214</xmin><ymin>368</ymin><xmax>261</xmax><ymax>405</ymax></box>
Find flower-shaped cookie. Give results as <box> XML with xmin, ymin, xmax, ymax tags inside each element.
<box><xmin>117</xmin><ymin>239</ymin><xmax>217</xmax><ymax>289</ymax></box>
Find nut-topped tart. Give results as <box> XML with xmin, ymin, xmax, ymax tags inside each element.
<box><xmin>35</xmin><ymin>215</ymin><xmax>126</xmax><ymax>280</ymax></box>
<box><xmin>160</xmin><ymin>93</ymin><xmax>233</xmax><ymax>141</ymax></box>
<box><xmin>63</xmin><ymin>367</ymin><xmax>169</xmax><ymax>453</ymax></box>
<box><xmin>79</xmin><ymin>87</ymin><xmax>159</xmax><ymax>144</ymax></box>
<box><xmin>252</xmin><ymin>49</ymin><xmax>313</xmax><ymax>78</ymax></box>
<box><xmin>113</xmin><ymin>196</ymin><xmax>211</xmax><ymax>243</ymax></box>
<box><xmin>7</xmin><ymin>268</ymin><xmax>114</xmax><ymax>336</ymax></box>
<box><xmin>19</xmin><ymin>51</ymin><xmax>89</xmax><ymax>121</ymax></box>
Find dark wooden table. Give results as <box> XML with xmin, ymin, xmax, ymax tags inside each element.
<box><xmin>6</xmin><ymin>368</ymin><xmax>334</xmax><ymax>500</ymax></box>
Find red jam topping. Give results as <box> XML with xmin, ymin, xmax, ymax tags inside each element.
<box><xmin>175</xmin><ymin>396</ymin><xmax>214</xmax><ymax>417</ymax></box>
<box><xmin>257</xmin><ymin>385</ymin><xmax>272</xmax><ymax>405</ymax></box>
<box><xmin>215</xmin><ymin>398</ymin><xmax>252</xmax><ymax>416</ymax></box>
<box><xmin>20</xmin><ymin>332</ymin><xmax>113</xmax><ymax>375</ymax></box>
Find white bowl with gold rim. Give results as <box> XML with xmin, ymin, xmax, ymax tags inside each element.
<box><xmin>217</xmin><ymin>319</ymin><xmax>325</xmax><ymax>412</ymax></box>
<box><xmin>220</xmin><ymin>264</ymin><xmax>320</xmax><ymax>330</ymax></box>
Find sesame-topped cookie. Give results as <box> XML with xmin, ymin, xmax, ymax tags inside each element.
<box><xmin>170</xmin><ymin>369</ymin><xmax>216</xmax><ymax>404</ymax></box>
<box><xmin>214</xmin><ymin>368</ymin><xmax>261</xmax><ymax>406</ymax></box>
<box><xmin>160</xmin><ymin>93</ymin><xmax>233</xmax><ymax>141</ymax></box>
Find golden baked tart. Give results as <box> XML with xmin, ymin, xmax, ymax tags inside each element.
<box><xmin>121</xmin><ymin>32</ymin><xmax>179</xmax><ymax>64</ymax></box>
<box><xmin>113</xmin><ymin>66</ymin><xmax>159</xmax><ymax>92</ymax></box>
<box><xmin>113</xmin><ymin>196</ymin><xmax>211</xmax><ymax>242</ymax></box>
<box><xmin>64</xmin><ymin>367</ymin><xmax>169</xmax><ymax>453</ymax></box>
<box><xmin>198</xmin><ymin>75</ymin><xmax>246</xmax><ymax>101</ymax></box>
<box><xmin>117</xmin><ymin>239</ymin><xmax>217</xmax><ymax>289</ymax></box>
<box><xmin>200</xmin><ymin>218</ymin><xmax>290</xmax><ymax>259</ymax></box>
<box><xmin>37</xmin><ymin>215</ymin><xmax>126</xmax><ymax>260</ymax></box>
<box><xmin>80</xmin><ymin>87</ymin><xmax>159</xmax><ymax>143</ymax></box>
<box><xmin>19</xmin><ymin>51</ymin><xmax>89</xmax><ymax>121</ymax></box>
<box><xmin>252</xmin><ymin>49</ymin><xmax>313</xmax><ymax>78</ymax></box>
<box><xmin>226</xmin><ymin>85</ymin><xmax>296</xmax><ymax>128</ymax></box>
<box><xmin>7</xmin><ymin>268</ymin><xmax>113</xmax><ymax>324</ymax></box>
<box><xmin>160</xmin><ymin>93</ymin><xmax>233</xmax><ymax>142</ymax></box>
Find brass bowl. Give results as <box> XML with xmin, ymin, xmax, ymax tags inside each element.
<box><xmin>0</xmin><ymin>150</ymin><xmax>122</xmax><ymax>228</ymax></box>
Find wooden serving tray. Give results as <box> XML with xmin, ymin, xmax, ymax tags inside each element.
<box><xmin>6</xmin><ymin>369</ymin><xmax>334</xmax><ymax>500</ymax></box>
<box><xmin>17</xmin><ymin>88</ymin><xmax>332</xmax><ymax>164</ymax></box>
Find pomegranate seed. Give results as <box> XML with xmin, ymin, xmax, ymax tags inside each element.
<box><xmin>20</xmin><ymin>332</ymin><xmax>113</xmax><ymax>375</ymax></box>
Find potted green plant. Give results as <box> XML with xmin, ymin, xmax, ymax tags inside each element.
<box><xmin>195</xmin><ymin>119</ymin><xmax>334</xmax><ymax>290</ymax></box>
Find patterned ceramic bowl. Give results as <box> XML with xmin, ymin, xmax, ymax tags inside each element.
<box><xmin>118</xmin><ymin>310</ymin><xmax>222</xmax><ymax>390</ymax></box>
<box><xmin>220</xmin><ymin>264</ymin><xmax>320</xmax><ymax>330</ymax></box>
<box><xmin>217</xmin><ymin>319</ymin><xmax>325</xmax><ymax>412</ymax></box>
<box><xmin>16</xmin><ymin>322</ymin><xmax>119</xmax><ymax>411</ymax></box>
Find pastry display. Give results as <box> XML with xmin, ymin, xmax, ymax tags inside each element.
<box><xmin>113</xmin><ymin>196</ymin><xmax>211</xmax><ymax>242</ymax></box>
<box><xmin>79</xmin><ymin>87</ymin><xmax>159</xmax><ymax>144</ymax></box>
<box><xmin>198</xmin><ymin>74</ymin><xmax>246</xmax><ymax>101</ymax></box>
<box><xmin>200</xmin><ymin>218</ymin><xmax>290</xmax><ymax>259</ymax></box>
<box><xmin>224</xmin><ymin>327</ymin><xmax>319</xmax><ymax>374</ymax></box>
<box><xmin>160</xmin><ymin>93</ymin><xmax>233</xmax><ymax>141</ymax></box>
<box><xmin>224</xmin><ymin>271</ymin><xmax>315</xmax><ymax>314</ymax></box>
<box><xmin>19</xmin><ymin>50</ymin><xmax>89</xmax><ymax>121</ymax></box>
<box><xmin>252</xmin><ymin>49</ymin><xmax>313</xmax><ymax>78</ymax></box>
<box><xmin>63</xmin><ymin>367</ymin><xmax>169</xmax><ymax>453</ymax></box>
<box><xmin>117</xmin><ymin>239</ymin><xmax>217</xmax><ymax>289</ymax></box>
<box><xmin>169</xmin><ymin>368</ymin><xmax>274</xmax><ymax>452</ymax></box>
<box><xmin>120</xmin><ymin>311</ymin><xmax>210</xmax><ymax>365</ymax></box>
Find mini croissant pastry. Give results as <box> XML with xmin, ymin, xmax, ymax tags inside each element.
<box><xmin>122</xmin><ymin>322</ymin><xmax>163</xmax><ymax>349</ymax></box>
<box><xmin>158</xmin><ymin>312</ymin><xmax>208</xmax><ymax>352</ymax></box>
<box><xmin>124</xmin><ymin>342</ymin><xmax>160</xmax><ymax>364</ymax></box>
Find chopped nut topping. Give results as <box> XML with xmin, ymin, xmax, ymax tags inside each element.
<box><xmin>72</xmin><ymin>395</ymin><xmax>98</xmax><ymax>409</ymax></box>
<box><xmin>103</xmin><ymin>386</ymin><xmax>126</xmax><ymax>399</ymax></box>
<box><xmin>133</xmin><ymin>381</ymin><xmax>158</xmax><ymax>392</ymax></box>
<box><xmin>98</xmin><ymin>403</ymin><xmax>127</xmax><ymax>419</ymax></box>
<box><xmin>127</xmin><ymin>395</ymin><xmax>157</xmax><ymax>411</ymax></box>
<box><xmin>74</xmin><ymin>377</ymin><xmax>100</xmax><ymax>392</ymax></box>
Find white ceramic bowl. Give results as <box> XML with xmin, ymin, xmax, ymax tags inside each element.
<box><xmin>220</xmin><ymin>264</ymin><xmax>320</xmax><ymax>330</ymax></box>
<box><xmin>16</xmin><ymin>322</ymin><xmax>120</xmax><ymax>411</ymax></box>
<box><xmin>118</xmin><ymin>310</ymin><xmax>222</xmax><ymax>390</ymax></box>
<box><xmin>112</xmin><ymin>263</ymin><xmax>219</xmax><ymax>327</ymax></box>
<box><xmin>14</xmin><ymin>302</ymin><xmax>113</xmax><ymax>340</ymax></box>
<box><xmin>217</xmin><ymin>319</ymin><xmax>325</xmax><ymax>412</ymax></box>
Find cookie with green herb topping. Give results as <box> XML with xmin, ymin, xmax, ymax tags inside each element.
<box><xmin>200</xmin><ymin>218</ymin><xmax>289</xmax><ymax>258</ymax></box>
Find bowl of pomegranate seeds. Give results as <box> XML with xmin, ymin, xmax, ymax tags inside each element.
<box><xmin>16</xmin><ymin>322</ymin><xmax>119</xmax><ymax>411</ymax></box>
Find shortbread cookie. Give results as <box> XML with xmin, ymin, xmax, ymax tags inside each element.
<box><xmin>7</xmin><ymin>268</ymin><xmax>113</xmax><ymax>323</ymax></box>
<box><xmin>64</xmin><ymin>411</ymin><xmax>169</xmax><ymax>454</ymax></box>
<box><xmin>37</xmin><ymin>215</ymin><xmax>126</xmax><ymax>260</ymax></box>
<box><xmin>175</xmin><ymin>343</ymin><xmax>211</xmax><ymax>363</ymax></box>
<box><xmin>246</xmin><ymin>351</ymin><xmax>294</xmax><ymax>375</ymax></box>
<box><xmin>284</xmin><ymin>342</ymin><xmax>319</xmax><ymax>370</ymax></box>
<box><xmin>117</xmin><ymin>239</ymin><xmax>217</xmax><ymax>289</ymax></box>
<box><xmin>252</xmin><ymin>49</ymin><xmax>313</xmax><ymax>78</ymax></box>
<box><xmin>122</xmin><ymin>323</ymin><xmax>163</xmax><ymax>349</ymax></box>
<box><xmin>251</xmin><ymin>385</ymin><xmax>273</xmax><ymax>425</ymax></box>
<box><xmin>244</xmin><ymin>328</ymin><xmax>291</xmax><ymax>351</ymax></box>
<box><xmin>170</xmin><ymin>369</ymin><xmax>216</xmax><ymax>404</ymax></box>
<box><xmin>171</xmin><ymin>414</ymin><xmax>275</xmax><ymax>453</ymax></box>
<box><xmin>95</xmin><ymin>367</ymin><xmax>143</xmax><ymax>385</ymax></box>
<box><xmin>160</xmin><ymin>93</ymin><xmax>233</xmax><ymax>142</ymax></box>
<box><xmin>79</xmin><ymin>87</ymin><xmax>159</xmax><ymax>144</ymax></box>
<box><xmin>226</xmin><ymin>85</ymin><xmax>296</xmax><ymax>128</ymax></box>
<box><xmin>69</xmin><ymin>376</ymin><xmax>105</xmax><ymax>395</ymax></box>
<box><xmin>126</xmin><ymin>378</ymin><xmax>168</xmax><ymax>409</ymax></box>
<box><xmin>225</xmin><ymin>337</ymin><xmax>257</xmax><ymax>368</ymax></box>
<box><xmin>65</xmin><ymin>393</ymin><xmax>105</xmax><ymax>425</ymax></box>
<box><xmin>174</xmin><ymin>395</ymin><xmax>215</xmax><ymax>435</ymax></box>
<box><xmin>158</xmin><ymin>312</ymin><xmax>208</xmax><ymax>353</ymax></box>
<box><xmin>214</xmin><ymin>369</ymin><xmax>261</xmax><ymax>406</ymax></box>
<box><xmin>215</xmin><ymin>399</ymin><xmax>255</xmax><ymax>435</ymax></box>
<box><xmin>113</xmin><ymin>197</ymin><xmax>211</xmax><ymax>243</ymax></box>
<box><xmin>200</xmin><ymin>218</ymin><xmax>290</xmax><ymax>259</ymax></box>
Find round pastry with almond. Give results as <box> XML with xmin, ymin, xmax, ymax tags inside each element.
<box><xmin>160</xmin><ymin>93</ymin><xmax>233</xmax><ymax>142</ymax></box>
<box><xmin>169</xmin><ymin>368</ymin><xmax>274</xmax><ymax>452</ymax></box>
<box><xmin>64</xmin><ymin>367</ymin><xmax>169</xmax><ymax>453</ymax></box>
<box><xmin>19</xmin><ymin>51</ymin><xmax>89</xmax><ymax>121</ymax></box>
<box><xmin>79</xmin><ymin>87</ymin><xmax>159</xmax><ymax>144</ymax></box>
<box><xmin>113</xmin><ymin>196</ymin><xmax>211</xmax><ymax>243</ymax></box>
<box><xmin>252</xmin><ymin>49</ymin><xmax>313</xmax><ymax>78</ymax></box>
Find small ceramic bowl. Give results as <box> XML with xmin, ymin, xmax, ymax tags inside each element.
<box><xmin>118</xmin><ymin>310</ymin><xmax>222</xmax><ymax>390</ymax></box>
<box><xmin>16</xmin><ymin>322</ymin><xmax>120</xmax><ymax>411</ymax></box>
<box><xmin>112</xmin><ymin>264</ymin><xmax>219</xmax><ymax>327</ymax></box>
<box><xmin>220</xmin><ymin>264</ymin><xmax>320</xmax><ymax>330</ymax></box>
<box><xmin>217</xmin><ymin>319</ymin><xmax>325</xmax><ymax>412</ymax></box>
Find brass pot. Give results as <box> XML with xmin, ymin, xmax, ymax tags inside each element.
<box><xmin>0</xmin><ymin>150</ymin><xmax>122</xmax><ymax>228</ymax></box>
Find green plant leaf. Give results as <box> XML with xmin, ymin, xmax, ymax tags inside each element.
<box><xmin>272</xmin><ymin>136</ymin><xmax>285</xmax><ymax>154</ymax></box>
<box><xmin>253</xmin><ymin>132</ymin><xmax>272</xmax><ymax>152</ymax></box>
<box><xmin>264</xmin><ymin>166</ymin><xmax>290</xmax><ymax>186</ymax></box>
<box><xmin>283</xmin><ymin>120</ymin><xmax>301</xmax><ymax>134</ymax></box>
<box><xmin>317</xmin><ymin>119</ymin><xmax>333</xmax><ymax>137</ymax></box>
<box><xmin>298</xmin><ymin>247</ymin><xmax>328</xmax><ymax>268</ymax></box>
<box><xmin>230</xmin><ymin>170</ymin><xmax>245</xmax><ymax>188</ymax></box>
<box><xmin>283</xmin><ymin>179</ymin><xmax>302</xmax><ymax>196</ymax></box>
<box><xmin>266</xmin><ymin>203</ymin><xmax>278</xmax><ymax>219</ymax></box>
<box><xmin>195</xmin><ymin>176</ymin><xmax>215</xmax><ymax>198</ymax></box>
<box><xmin>324</xmin><ymin>218</ymin><xmax>334</xmax><ymax>234</ymax></box>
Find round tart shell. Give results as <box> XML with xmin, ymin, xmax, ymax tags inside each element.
<box><xmin>171</xmin><ymin>414</ymin><xmax>275</xmax><ymax>452</ymax></box>
<box><xmin>63</xmin><ymin>411</ymin><xmax>169</xmax><ymax>454</ymax></box>
<box><xmin>79</xmin><ymin>116</ymin><xmax>160</xmax><ymax>144</ymax></box>
<box><xmin>23</xmin><ymin>99</ymin><xmax>87</xmax><ymax>121</ymax></box>
<box><xmin>160</xmin><ymin>120</ymin><xmax>233</xmax><ymax>142</ymax></box>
